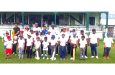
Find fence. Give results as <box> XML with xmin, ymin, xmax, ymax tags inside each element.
<box><xmin>0</xmin><ymin>24</ymin><xmax>115</xmax><ymax>39</ymax></box>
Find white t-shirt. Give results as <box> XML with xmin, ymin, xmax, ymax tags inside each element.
<box><xmin>50</xmin><ymin>39</ymin><xmax>57</xmax><ymax>45</ymax></box>
<box><xmin>3</xmin><ymin>36</ymin><xmax>8</xmax><ymax>46</ymax></box>
<box><xmin>46</xmin><ymin>34</ymin><xmax>51</xmax><ymax>42</ymax></box>
<box><xmin>71</xmin><ymin>37</ymin><xmax>78</xmax><ymax>44</ymax></box>
<box><xmin>34</xmin><ymin>40</ymin><xmax>41</xmax><ymax>49</ymax></box>
<box><xmin>23</xmin><ymin>30</ymin><xmax>30</xmax><ymax>39</ymax></box>
<box><xmin>6</xmin><ymin>41</ymin><xmax>13</xmax><ymax>49</ymax></box>
<box><xmin>104</xmin><ymin>37</ymin><xmax>114</xmax><ymax>47</ymax></box>
<box><xmin>26</xmin><ymin>38</ymin><xmax>33</xmax><ymax>46</ymax></box>
<box><xmin>89</xmin><ymin>33</ymin><xmax>99</xmax><ymax>44</ymax></box>
<box><xmin>79</xmin><ymin>39</ymin><xmax>87</xmax><ymax>48</ymax></box>
<box><xmin>42</xmin><ymin>41</ymin><xmax>49</xmax><ymax>50</ymax></box>
<box><xmin>18</xmin><ymin>38</ymin><xmax>25</xmax><ymax>48</ymax></box>
<box><xmin>58</xmin><ymin>37</ymin><xmax>68</xmax><ymax>46</ymax></box>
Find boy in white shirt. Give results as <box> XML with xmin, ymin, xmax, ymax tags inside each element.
<box><xmin>89</xmin><ymin>29</ymin><xmax>99</xmax><ymax>59</ymax></box>
<box><xmin>5</xmin><ymin>36</ymin><xmax>13</xmax><ymax>59</ymax></box>
<box><xmin>17</xmin><ymin>35</ymin><xmax>25</xmax><ymax>59</ymax></box>
<box><xmin>103</xmin><ymin>33</ymin><xmax>114</xmax><ymax>59</ymax></box>
<box><xmin>26</xmin><ymin>34</ymin><xmax>33</xmax><ymax>58</ymax></box>
<box><xmin>3</xmin><ymin>32</ymin><xmax>9</xmax><ymax>50</ymax></box>
<box><xmin>78</xmin><ymin>35</ymin><xmax>87</xmax><ymax>59</ymax></box>
<box><xmin>58</xmin><ymin>33</ymin><xmax>68</xmax><ymax>60</ymax></box>
<box><xmin>78</xmin><ymin>30</ymin><xmax>89</xmax><ymax>58</ymax></box>
<box><xmin>49</xmin><ymin>35</ymin><xmax>57</xmax><ymax>61</ymax></box>
<box><xmin>42</xmin><ymin>37</ymin><xmax>49</xmax><ymax>60</ymax></box>
<box><xmin>34</xmin><ymin>36</ymin><xmax>41</xmax><ymax>60</ymax></box>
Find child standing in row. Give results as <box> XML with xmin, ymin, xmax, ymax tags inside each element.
<box><xmin>5</xmin><ymin>36</ymin><xmax>13</xmax><ymax>59</ymax></box>
<box><xmin>50</xmin><ymin>35</ymin><xmax>57</xmax><ymax>61</ymax></box>
<box><xmin>17</xmin><ymin>35</ymin><xmax>25</xmax><ymax>59</ymax></box>
<box><xmin>34</xmin><ymin>36</ymin><xmax>41</xmax><ymax>60</ymax></box>
<box><xmin>78</xmin><ymin>36</ymin><xmax>87</xmax><ymax>59</ymax></box>
<box><xmin>103</xmin><ymin>33</ymin><xmax>114</xmax><ymax>59</ymax></box>
<box><xmin>42</xmin><ymin>37</ymin><xmax>49</xmax><ymax>60</ymax></box>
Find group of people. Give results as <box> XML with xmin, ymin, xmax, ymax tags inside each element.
<box><xmin>2</xmin><ymin>23</ymin><xmax>114</xmax><ymax>61</ymax></box>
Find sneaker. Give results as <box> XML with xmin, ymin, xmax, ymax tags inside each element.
<box><xmin>50</xmin><ymin>57</ymin><xmax>53</xmax><ymax>60</ymax></box>
<box><xmin>103</xmin><ymin>56</ymin><xmax>106</xmax><ymax>59</ymax></box>
<box><xmin>45</xmin><ymin>54</ymin><xmax>47</xmax><ymax>57</ymax></box>
<box><xmin>60</xmin><ymin>58</ymin><xmax>63</xmax><ymax>61</ymax></box>
<box><xmin>96</xmin><ymin>56</ymin><xmax>98</xmax><ymax>59</ymax></box>
<box><xmin>41</xmin><ymin>54</ymin><xmax>43</xmax><ymax>56</ymax></box>
<box><xmin>106</xmin><ymin>56</ymin><xmax>109</xmax><ymax>60</ymax></box>
<box><xmin>70</xmin><ymin>57</ymin><xmax>73</xmax><ymax>60</ymax></box>
<box><xmin>43</xmin><ymin>57</ymin><xmax>45</xmax><ymax>59</ymax></box>
<box><xmin>85</xmin><ymin>56</ymin><xmax>88</xmax><ymax>58</ymax></box>
<box><xmin>91</xmin><ymin>56</ymin><xmax>94</xmax><ymax>58</ymax></box>
<box><xmin>47</xmin><ymin>57</ymin><xmax>49</xmax><ymax>60</ymax></box>
<box><xmin>56</xmin><ymin>54</ymin><xmax>58</xmax><ymax>56</ymax></box>
<box><xmin>53</xmin><ymin>57</ymin><xmax>56</xmax><ymax>60</ymax></box>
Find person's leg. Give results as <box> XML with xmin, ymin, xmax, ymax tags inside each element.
<box><xmin>59</xmin><ymin>46</ymin><xmax>63</xmax><ymax>59</ymax></box>
<box><xmin>94</xmin><ymin>44</ymin><xmax>98</xmax><ymax>56</ymax></box>
<box><xmin>83</xmin><ymin>48</ymin><xmax>85</xmax><ymax>59</ymax></box>
<box><xmin>30</xmin><ymin>47</ymin><xmax>32</xmax><ymax>58</ymax></box>
<box><xmin>63</xmin><ymin>46</ymin><xmax>66</xmax><ymax>59</ymax></box>
<box><xmin>107</xmin><ymin>47</ymin><xmax>111</xmax><ymax>59</ymax></box>
<box><xmin>41</xmin><ymin>43</ymin><xmax>43</xmax><ymax>55</ymax></box>
<box><xmin>90</xmin><ymin>44</ymin><xmax>94</xmax><ymax>58</ymax></box>
<box><xmin>26</xmin><ymin>46</ymin><xmax>29</xmax><ymax>58</ymax></box>
<box><xmin>80</xmin><ymin>48</ymin><xmax>83</xmax><ymax>59</ymax></box>
<box><xmin>56</xmin><ymin>45</ymin><xmax>59</xmax><ymax>55</ymax></box>
<box><xmin>43</xmin><ymin>50</ymin><xmax>45</xmax><ymax>59</ymax></box>
<box><xmin>70</xmin><ymin>44</ymin><xmax>74</xmax><ymax>58</ymax></box>
<box><xmin>18</xmin><ymin>48</ymin><xmax>21</xmax><ymax>59</ymax></box>
<box><xmin>46</xmin><ymin>50</ymin><xmax>49</xmax><ymax>59</ymax></box>
<box><xmin>85</xmin><ymin>46</ymin><xmax>87</xmax><ymax>56</ymax></box>
<box><xmin>48</xmin><ymin>44</ymin><xmax>51</xmax><ymax>56</ymax></box>
<box><xmin>67</xmin><ymin>43</ymin><xmax>71</xmax><ymax>54</ymax></box>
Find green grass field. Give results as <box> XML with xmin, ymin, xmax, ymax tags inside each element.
<box><xmin>0</xmin><ymin>38</ymin><xmax>115</xmax><ymax>64</ymax></box>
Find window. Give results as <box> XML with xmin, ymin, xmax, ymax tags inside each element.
<box><xmin>89</xmin><ymin>17</ymin><xmax>95</xmax><ymax>25</ymax></box>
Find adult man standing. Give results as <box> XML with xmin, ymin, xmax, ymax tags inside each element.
<box><xmin>12</xmin><ymin>23</ymin><xmax>20</xmax><ymax>54</ymax></box>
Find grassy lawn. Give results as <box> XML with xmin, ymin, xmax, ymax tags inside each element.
<box><xmin>0</xmin><ymin>38</ymin><xmax>115</xmax><ymax>64</ymax></box>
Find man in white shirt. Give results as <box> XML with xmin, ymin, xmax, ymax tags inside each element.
<box><xmin>89</xmin><ymin>29</ymin><xmax>99</xmax><ymax>59</ymax></box>
<box><xmin>103</xmin><ymin>32</ymin><xmax>114</xmax><ymax>59</ymax></box>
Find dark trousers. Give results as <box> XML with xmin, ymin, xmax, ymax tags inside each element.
<box><xmin>59</xmin><ymin>46</ymin><xmax>66</xmax><ymax>59</ymax></box>
<box><xmin>67</xmin><ymin>43</ymin><xmax>71</xmax><ymax>54</ymax></box>
<box><xmin>70</xmin><ymin>44</ymin><xmax>74</xmax><ymax>57</ymax></box>
<box><xmin>41</xmin><ymin>43</ymin><xmax>43</xmax><ymax>54</ymax></box>
<box><xmin>24</xmin><ymin>39</ymin><xmax>27</xmax><ymax>54</ymax></box>
<box><xmin>103</xmin><ymin>47</ymin><xmax>111</xmax><ymax>57</ymax></box>
<box><xmin>48</xmin><ymin>43</ymin><xmax>51</xmax><ymax>56</ymax></box>
<box><xmin>85</xmin><ymin>46</ymin><xmax>87</xmax><ymax>56</ymax></box>
<box><xmin>90</xmin><ymin>43</ymin><xmax>97</xmax><ymax>56</ymax></box>
<box><xmin>56</xmin><ymin>45</ymin><xmax>59</xmax><ymax>54</ymax></box>
<box><xmin>12</xmin><ymin>43</ymin><xmax>17</xmax><ymax>54</ymax></box>
<box><xmin>26</xmin><ymin>46</ymin><xmax>32</xmax><ymax>58</ymax></box>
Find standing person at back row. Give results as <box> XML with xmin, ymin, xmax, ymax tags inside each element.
<box><xmin>12</xmin><ymin>23</ymin><xmax>20</xmax><ymax>54</ymax></box>
<box><xmin>78</xmin><ymin>30</ymin><xmax>89</xmax><ymax>58</ymax></box>
<box><xmin>89</xmin><ymin>29</ymin><xmax>99</xmax><ymax>59</ymax></box>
